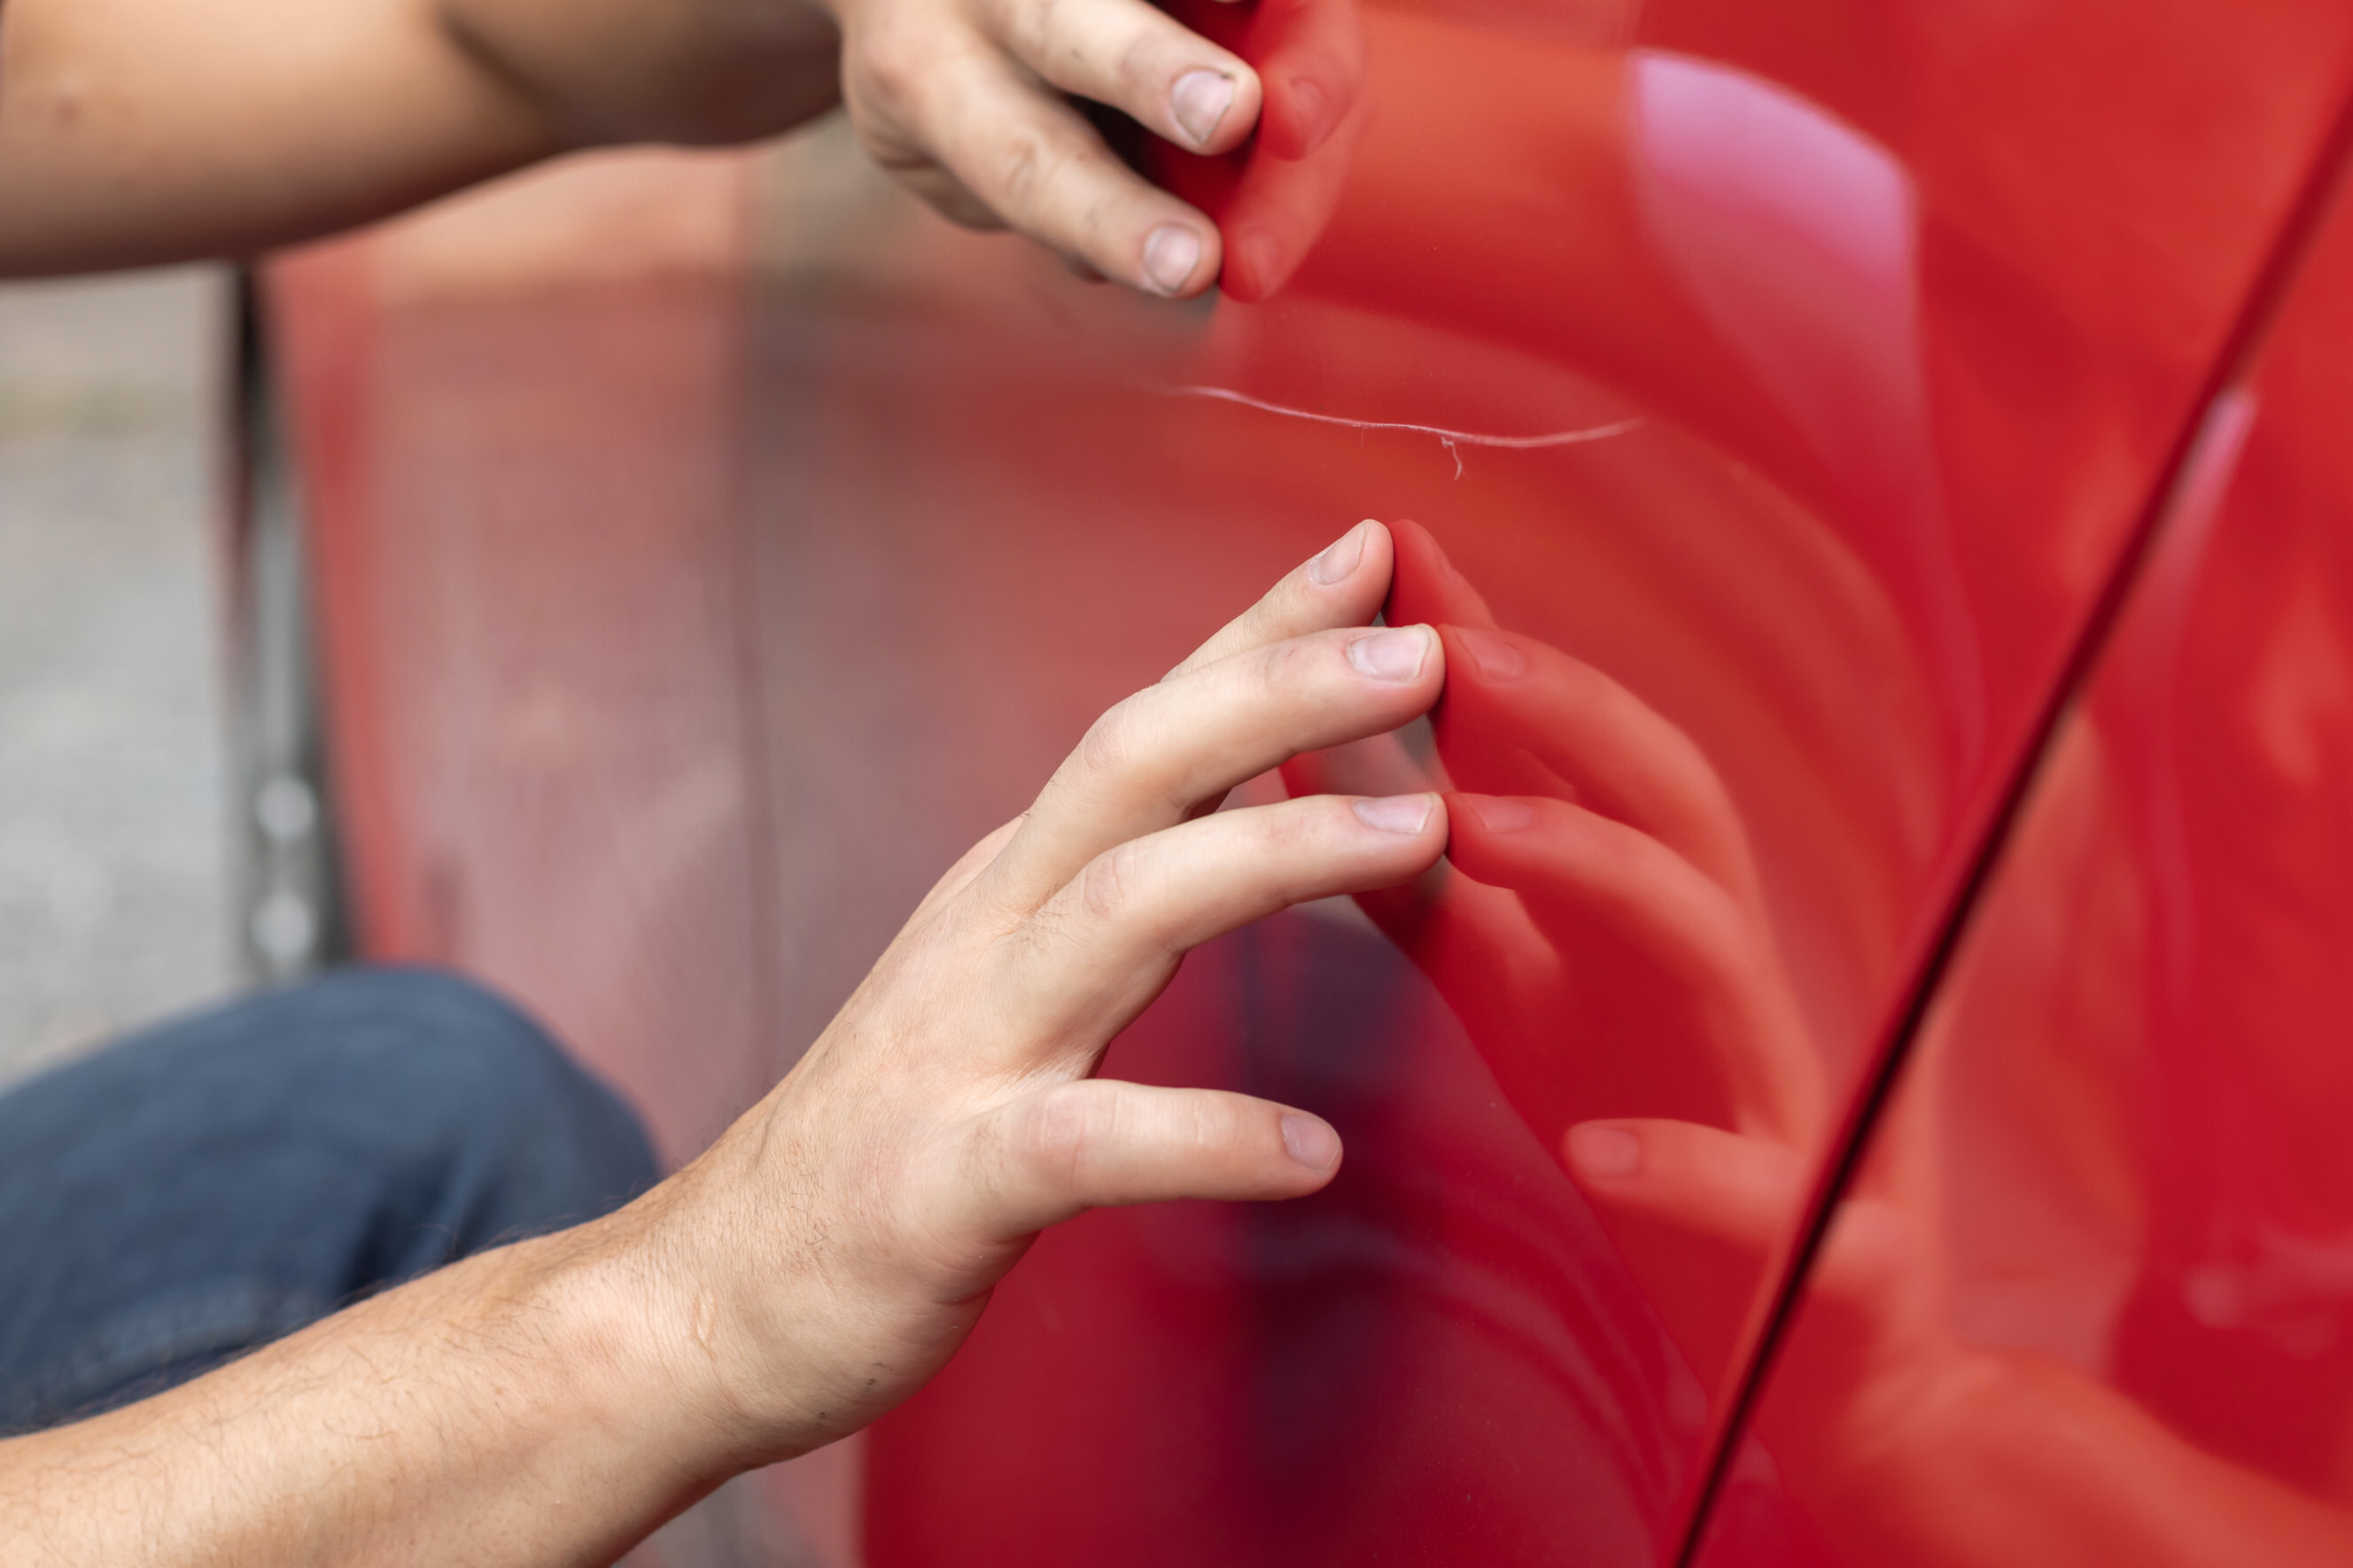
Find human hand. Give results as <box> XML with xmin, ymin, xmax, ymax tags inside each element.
<box><xmin>820</xmin><ymin>0</ymin><xmax>1268</xmax><ymax>295</ymax></box>
<box><xmin>627</xmin><ymin>520</ymin><xmax>1447</xmax><ymax>1463</ymax></box>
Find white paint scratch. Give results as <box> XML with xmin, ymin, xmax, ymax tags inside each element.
<box><xmin>1159</xmin><ymin>384</ymin><xmax>1645</xmax><ymax>479</ymax></box>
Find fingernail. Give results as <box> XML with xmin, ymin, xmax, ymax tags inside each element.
<box><xmin>1173</xmin><ymin>69</ymin><xmax>1237</xmax><ymax>146</ymax></box>
<box><xmin>1464</xmin><ymin>796</ymin><xmax>1536</xmax><ymax>832</ymax></box>
<box><xmin>1346</xmin><ymin>625</ymin><xmax>1432</xmax><ymax>682</ymax></box>
<box><xmin>1565</xmin><ymin>1124</ymin><xmax>1642</xmax><ymax>1180</ymax></box>
<box><xmin>1353</xmin><ymin>794</ymin><xmax>1434</xmax><ymax>834</ymax></box>
<box><xmin>1143</xmin><ymin>224</ymin><xmax>1203</xmax><ymax>295</ymax></box>
<box><xmin>1305</xmin><ymin>523</ymin><xmax>1367</xmax><ymax>586</ymax></box>
<box><xmin>1454</xmin><ymin>626</ymin><xmax>1527</xmax><ymax>679</ymax></box>
<box><xmin>1281</xmin><ymin>1113</ymin><xmax>1341</xmax><ymax>1172</ymax></box>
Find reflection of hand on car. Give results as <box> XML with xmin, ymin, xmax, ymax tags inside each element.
<box><xmin>1148</xmin><ymin>0</ymin><xmax>1366</xmax><ymax>300</ymax></box>
<box><xmin>1500</xmin><ymin>669</ymin><xmax>2353</xmax><ymax>1568</ymax></box>
<box><xmin>1441</xmin><ymin>627</ymin><xmax>1824</xmax><ymax>1151</ymax></box>
<box><xmin>1572</xmin><ymin>1016</ymin><xmax>2353</xmax><ymax>1568</ymax></box>
<box><xmin>1287</xmin><ymin>519</ymin><xmax>1823</xmax><ymax>1384</ymax></box>
<box><xmin>1299</xmin><ymin>529</ymin><xmax>2353</xmax><ymax>1568</ymax></box>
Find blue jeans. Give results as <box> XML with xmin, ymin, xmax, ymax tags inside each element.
<box><xmin>0</xmin><ymin>966</ymin><xmax>659</xmax><ymax>1432</ymax></box>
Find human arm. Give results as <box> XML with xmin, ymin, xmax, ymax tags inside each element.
<box><xmin>0</xmin><ymin>521</ymin><xmax>1443</xmax><ymax>1565</ymax></box>
<box><xmin>0</xmin><ymin>0</ymin><xmax>1256</xmax><ymax>291</ymax></box>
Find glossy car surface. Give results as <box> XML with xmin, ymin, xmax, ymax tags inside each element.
<box><xmin>268</xmin><ymin>2</ymin><xmax>2353</xmax><ymax>1561</ymax></box>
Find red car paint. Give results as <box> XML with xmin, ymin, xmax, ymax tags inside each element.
<box><xmin>1694</xmin><ymin>151</ymin><xmax>2353</xmax><ymax>1568</ymax></box>
<box><xmin>268</xmin><ymin>1</ymin><xmax>2353</xmax><ymax>1560</ymax></box>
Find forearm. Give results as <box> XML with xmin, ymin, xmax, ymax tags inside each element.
<box><xmin>0</xmin><ymin>1212</ymin><xmax>736</xmax><ymax>1568</ymax></box>
<box><xmin>0</xmin><ymin>0</ymin><xmax>836</xmax><ymax>276</ymax></box>
<box><xmin>440</xmin><ymin>0</ymin><xmax>841</xmax><ymax>149</ymax></box>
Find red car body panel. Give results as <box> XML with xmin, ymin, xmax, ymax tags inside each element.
<box><xmin>268</xmin><ymin>1</ymin><xmax>2353</xmax><ymax>1559</ymax></box>
<box><xmin>1696</xmin><ymin>163</ymin><xmax>2353</xmax><ymax>1567</ymax></box>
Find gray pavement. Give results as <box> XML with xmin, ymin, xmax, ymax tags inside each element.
<box><xmin>0</xmin><ymin>268</ymin><xmax>236</xmax><ymax>1088</ymax></box>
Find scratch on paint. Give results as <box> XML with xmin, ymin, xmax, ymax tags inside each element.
<box><xmin>1159</xmin><ymin>384</ymin><xmax>1645</xmax><ymax>479</ymax></box>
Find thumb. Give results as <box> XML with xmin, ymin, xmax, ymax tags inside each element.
<box><xmin>952</xmin><ymin>1080</ymin><xmax>1342</xmax><ymax>1238</ymax></box>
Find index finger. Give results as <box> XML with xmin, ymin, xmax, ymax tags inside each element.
<box><xmin>1166</xmin><ymin>520</ymin><xmax>1394</xmax><ymax>679</ymax></box>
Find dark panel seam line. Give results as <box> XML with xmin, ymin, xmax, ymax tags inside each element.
<box><xmin>1668</xmin><ymin>75</ymin><xmax>2353</xmax><ymax>1568</ymax></box>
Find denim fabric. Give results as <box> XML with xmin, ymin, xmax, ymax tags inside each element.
<box><xmin>0</xmin><ymin>966</ymin><xmax>659</xmax><ymax>1432</ymax></box>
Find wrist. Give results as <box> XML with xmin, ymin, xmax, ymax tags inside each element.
<box><xmin>571</xmin><ymin>1153</ymin><xmax>878</xmax><ymax>1475</ymax></box>
<box><xmin>606</xmin><ymin>1107</ymin><xmax>974</xmax><ymax>1468</ymax></box>
<box><xmin>505</xmin><ymin>1196</ymin><xmax>766</xmax><ymax>1486</ymax></box>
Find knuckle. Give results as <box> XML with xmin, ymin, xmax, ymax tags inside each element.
<box><xmin>847</xmin><ymin>41</ymin><xmax>918</xmax><ymax>118</ymax></box>
<box><xmin>1270</xmin><ymin>800</ymin><xmax>1328</xmax><ymax>854</ymax></box>
<box><xmin>1113</xmin><ymin>33</ymin><xmax>1167</xmax><ymax>102</ymax></box>
<box><xmin>1005</xmin><ymin>0</ymin><xmax>1069</xmax><ymax>69</ymax></box>
<box><xmin>994</xmin><ymin>128</ymin><xmax>1056</xmax><ymax>213</ymax></box>
<box><xmin>1192</xmin><ymin>1095</ymin><xmax>1248</xmax><ymax>1154</ymax></box>
<box><xmin>1074</xmin><ymin>697</ymin><xmax>1140</xmax><ymax>781</ymax></box>
<box><xmin>1256</xmin><ymin>636</ymin><xmax>1319</xmax><ymax>699</ymax></box>
<box><xmin>1073</xmin><ymin>839</ymin><xmax>1145</xmax><ymax>924</ymax></box>
<box><xmin>1243</xmin><ymin>807</ymin><xmax>1324</xmax><ymax>891</ymax></box>
<box><xmin>846</xmin><ymin>19</ymin><xmax>956</xmax><ymax>127</ymax></box>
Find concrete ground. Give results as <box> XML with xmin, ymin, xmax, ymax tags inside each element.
<box><xmin>0</xmin><ymin>268</ymin><xmax>236</xmax><ymax>1089</ymax></box>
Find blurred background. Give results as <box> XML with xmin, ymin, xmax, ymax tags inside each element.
<box><xmin>0</xmin><ymin>268</ymin><xmax>235</xmax><ymax>1088</ymax></box>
